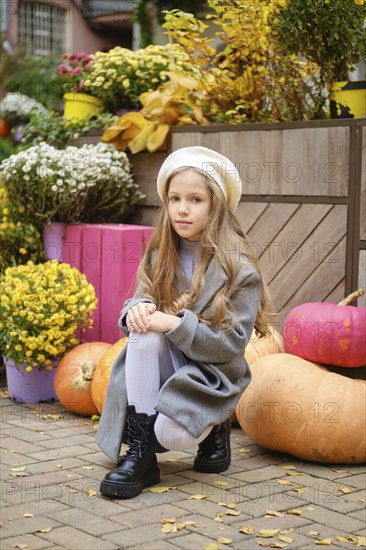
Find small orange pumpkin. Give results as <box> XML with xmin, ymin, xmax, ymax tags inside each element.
<box><xmin>0</xmin><ymin>118</ymin><xmax>9</xmax><ymax>137</ymax></box>
<box><xmin>91</xmin><ymin>338</ymin><xmax>128</xmax><ymax>414</ymax></box>
<box><xmin>54</xmin><ymin>342</ymin><xmax>111</xmax><ymax>416</ymax></box>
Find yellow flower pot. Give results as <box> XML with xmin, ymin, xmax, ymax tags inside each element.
<box><xmin>63</xmin><ymin>92</ymin><xmax>105</xmax><ymax>122</ymax></box>
<box><xmin>330</xmin><ymin>81</ymin><xmax>366</xmax><ymax>119</ymax></box>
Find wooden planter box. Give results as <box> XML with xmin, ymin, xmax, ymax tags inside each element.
<box><xmin>129</xmin><ymin>119</ymin><xmax>366</xmax><ymax>328</ymax></box>
<box><xmin>74</xmin><ymin>119</ymin><xmax>366</xmax><ymax>329</ymax></box>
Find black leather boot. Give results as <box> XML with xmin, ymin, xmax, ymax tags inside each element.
<box><xmin>193</xmin><ymin>419</ymin><xmax>231</xmax><ymax>473</ymax></box>
<box><xmin>121</xmin><ymin>412</ymin><xmax>168</xmax><ymax>454</ymax></box>
<box><xmin>100</xmin><ymin>405</ymin><xmax>160</xmax><ymax>498</ymax></box>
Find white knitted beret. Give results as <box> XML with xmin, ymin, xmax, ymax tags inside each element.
<box><xmin>156</xmin><ymin>146</ymin><xmax>242</xmax><ymax>212</ymax></box>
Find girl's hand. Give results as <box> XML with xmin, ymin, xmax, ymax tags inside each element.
<box><xmin>147</xmin><ymin>311</ymin><xmax>180</xmax><ymax>333</ymax></box>
<box><xmin>126</xmin><ymin>303</ymin><xmax>156</xmax><ymax>333</ymax></box>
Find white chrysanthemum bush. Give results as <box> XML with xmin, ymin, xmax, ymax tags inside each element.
<box><xmin>0</xmin><ymin>142</ymin><xmax>143</xmax><ymax>224</ymax></box>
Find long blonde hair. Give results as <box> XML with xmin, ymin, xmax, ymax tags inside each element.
<box><xmin>137</xmin><ymin>167</ymin><xmax>274</xmax><ymax>336</ymax></box>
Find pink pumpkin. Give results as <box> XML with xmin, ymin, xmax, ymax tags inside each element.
<box><xmin>283</xmin><ymin>290</ymin><xmax>366</xmax><ymax>367</ymax></box>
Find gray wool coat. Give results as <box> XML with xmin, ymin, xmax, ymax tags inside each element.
<box><xmin>96</xmin><ymin>256</ymin><xmax>261</xmax><ymax>464</ymax></box>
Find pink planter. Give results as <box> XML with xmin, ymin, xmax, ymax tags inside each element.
<box><xmin>43</xmin><ymin>223</ymin><xmax>154</xmax><ymax>344</ymax></box>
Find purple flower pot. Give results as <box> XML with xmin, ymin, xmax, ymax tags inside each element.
<box><xmin>42</xmin><ymin>222</ymin><xmax>65</xmax><ymax>261</ymax></box>
<box><xmin>4</xmin><ymin>358</ymin><xmax>58</xmax><ymax>403</ymax></box>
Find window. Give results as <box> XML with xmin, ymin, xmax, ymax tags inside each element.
<box><xmin>19</xmin><ymin>1</ymin><xmax>65</xmax><ymax>57</ymax></box>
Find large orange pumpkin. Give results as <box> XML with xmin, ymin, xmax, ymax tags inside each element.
<box><xmin>236</xmin><ymin>353</ymin><xmax>366</xmax><ymax>463</ymax></box>
<box><xmin>231</xmin><ymin>327</ymin><xmax>285</xmax><ymax>423</ymax></box>
<box><xmin>283</xmin><ymin>289</ymin><xmax>366</xmax><ymax>367</ymax></box>
<box><xmin>91</xmin><ymin>338</ymin><xmax>128</xmax><ymax>414</ymax></box>
<box><xmin>245</xmin><ymin>326</ymin><xmax>285</xmax><ymax>364</ymax></box>
<box><xmin>54</xmin><ymin>342</ymin><xmax>111</xmax><ymax>416</ymax></box>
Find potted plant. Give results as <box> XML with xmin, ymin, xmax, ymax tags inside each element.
<box><xmin>58</xmin><ymin>52</ymin><xmax>105</xmax><ymax>121</ymax></box>
<box><xmin>0</xmin><ymin>141</ymin><xmax>143</xmax><ymax>259</ymax></box>
<box><xmin>272</xmin><ymin>0</ymin><xmax>366</xmax><ymax>118</ymax></box>
<box><xmin>0</xmin><ymin>260</ymin><xmax>98</xmax><ymax>402</ymax></box>
<box><xmin>1</xmin><ymin>141</ymin><xmax>142</xmax><ymax>222</ymax></box>
<box><xmin>83</xmin><ymin>43</ymin><xmax>200</xmax><ymax>113</ymax></box>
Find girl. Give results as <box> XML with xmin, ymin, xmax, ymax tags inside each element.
<box><xmin>97</xmin><ymin>146</ymin><xmax>272</xmax><ymax>499</ymax></box>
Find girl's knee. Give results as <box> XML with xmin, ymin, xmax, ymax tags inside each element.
<box><xmin>128</xmin><ymin>331</ymin><xmax>166</xmax><ymax>354</ymax></box>
<box><xmin>155</xmin><ymin>414</ymin><xmax>211</xmax><ymax>451</ymax></box>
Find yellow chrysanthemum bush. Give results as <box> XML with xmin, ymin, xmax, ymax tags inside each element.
<box><xmin>84</xmin><ymin>43</ymin><xmax>200</xmax><ymax>112</ymax></box>
<box><xmin>0</xmin><ymin>183</ymin><xmax>43</xmax><ymax>273</ymax></box>
<box><xmin>0</xmin><ymin>260</ymin><xmax>98</xmax><ymax>371</ymax></box>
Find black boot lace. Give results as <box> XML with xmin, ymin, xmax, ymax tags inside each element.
<box><xmin>125</xmin><ymin>415</ymin><xmax>149</xmax><ymax>459</ymax></box>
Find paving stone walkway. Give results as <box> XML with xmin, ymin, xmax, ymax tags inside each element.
<box><xmin>1</xmin><ymin>393</ymin><xmax>365</xmax><ymax>550</ymax></box>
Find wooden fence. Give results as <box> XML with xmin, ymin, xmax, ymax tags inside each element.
<box><xmin>128</xmin><ymin>119</ymin><xmax>366</xmax><ymax>329</ymax></box>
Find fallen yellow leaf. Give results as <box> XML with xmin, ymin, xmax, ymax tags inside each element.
<box><xmin>205</xmin><ymin>544</ymin><xmax>221</xmax><ymax>550</ymax></box>
<box><xmin>335</xmin><ymin>536</ymin><xmax>349</xmax><ymax>543</ymax></box>
<box><xmin>286</xmin><ymin>509</ymin><xmax>303</xmax><ymax>515</ymax></box>
<box><xmin>85</xmin><ymin>487</ymin><xmax>96</xmax><ymax>497</ymax></box>
<box><xmin>148</xmin><ymin>486</ymin><xmax>176</xmax><ymax>493</ymax></box>
<box><xmin>337</xmin><ymin>485</ymin><xmax>351</xmax><ymax>494</ymax></box>
<box><xmin>286</xmin><ymin>471</ymin><xmax>302</xmax><ymax>476</ymax></box>
<box><xmin>315</xmin><ymin>539</ymin><xmax>332</xmax><ymax>545</ymax></box>
<box><xmin>218</xmin><ymin>502</ymin><xmax>236</xmax><ymax>508</ymax></box>
<box><xmin>281</xmin><ymin>465</ymin><xmax>296</xmax><ymax>469</ymax></box>
<box><xmin>0</xmin><ymin>390</ymin><xmax>9</xmax><ymax>398</ymax></box>
<box><xmin>161</xmin><ymin>518</ymin><xmax>176</xmax><ymax>524</ymax></box>
<box><xmin>265</xmin><ymin>510</ymin><xmax>284</xmax><ymax>517</ymax></box>
<box><xmin>276</xmin><ymin>479</ymin><xmax>292</xmax><ymax>485</ymax></box>
<box><xmin>239</xmin><ymin>526</ymin><xmax>256</xmax><ymax>534</ymax></box>
<box><xmin>257</xmin><ymin>543</ymin><xmax>287</xmax><ymax>548</ymax></box>
<box><xmin>11</xmin><ymin>544</ymin><xmax>29</xmax><ymax>549</ymax></box>
<box><xmin>41</xmin><ymin>414</ymin><xmax>63</xmax><ymax>420</ymax></box>
<box><xmin>293</xmin><ymin>488</ymin><xmax>305</xmax><ymax>494</ymax></box>
<box><xmin>55</xmin><ymin>464</ymin><xmax>63</xmax><ymax>469</ymax></box>
<box><xmin>10</xmin><ymin>466</ymin><xmax>27</xmax><ymax>472</ymax></box>
<box><xmin>215</xmin><ymin>481</ymin><xmax>229</xmax><ymax>486</ymax></box>
<box><xmin>161</xmin><ymin>524</ymin><xmax>176</xmax><ymax>533</ymax></box>
<box><xmin>189</xmin><ymin>494</ymin><xmax>207</xmax><ymax>500</ymax></box>
<box><xmin>238</xmin><ymin>447</ymin><xmax>251</xmax><ymax>453</ymax></box>
<box><xmin>37</xmin><ymin>527</ymin><xmax>53</xmax><ymax>533</ymax></box>
<box><xmin>218</xmin><ymin>537</ymin><xmax>232</xmax><ymax>544</ymax></box>
<box><xmin>278</xmin><ymin>535</ymin><xmax>294</xmax><ymax>543</ymax></box>
<box><xmin>23</xmin><ymin>512</ymin><xmax>34</xmax><ymax>518</ymax></box>
<box><xmin>214</xmin><ymin>516</ymin><xmax>222</xmax><ymax>523</ymax></box>
<box><xmin>356</xmin><ymin>536</ymin><xmax>366</xmax><ymax>546</ymax></box>
<box><xmin>225</xmin><ymin>509</ymin><xmax>241</xmax><ymax>516</ymax></box>
<box><xmin>82</xmin><ymin>466</ymin><xmax>94</xmax><ymax>470</ymax></box>
<box><xmin>91</xmin><ymin>415</ymin><xmax>100</xmax><ymax>421</ymax></box>
<box><xmin>309</xmin><ymin>531</ymin><xmax>320</xmax><ymax>536</ymax></box>
<box><xmin>258</xmin><ymin>529</ymin><xmax>280</xmax><ymax>538</ymax></box>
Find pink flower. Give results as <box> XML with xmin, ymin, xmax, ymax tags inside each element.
<box><xmin>58</xmin><ymin>64</ymin><xmax>69</xmax><ymax>75</ymax></box>
<box><xmin>71</xmin><ymin>66</ymin><xmax>83</xmax><ymax>76</ymax></box>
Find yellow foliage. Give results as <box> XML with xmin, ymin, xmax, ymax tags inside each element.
<box><xmin>102</xmin><ymin>70</ymin><xmax>209</xmax><ymax>153</ymax></box>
